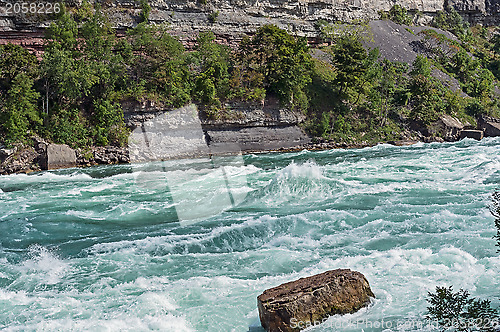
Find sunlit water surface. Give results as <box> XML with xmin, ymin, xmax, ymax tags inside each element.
<box><xmin>0</xmin><ymin>138</ymin><xmax>499</xmax><ymax>331</ymax></box>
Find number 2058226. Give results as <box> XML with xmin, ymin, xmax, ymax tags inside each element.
<box><xmin>5</xmin><ymin>2</ymin><xmax>61</xmax><ymax>14</ymax></box>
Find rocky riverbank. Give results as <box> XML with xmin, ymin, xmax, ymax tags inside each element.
<box><xmin>1</xmin><ymin>111</ymin><xmax>497</xmax><ymax>175</ymax></box>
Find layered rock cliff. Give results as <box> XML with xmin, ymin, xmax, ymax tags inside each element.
<box><xmin>0</xmin><ymin>0</ymin><xmax>498</xmax><ymax>45</ymax></box>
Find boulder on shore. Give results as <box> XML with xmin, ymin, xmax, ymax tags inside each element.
<box><xmin>478</xmin><ymin>115</ymin><xmax>500</xmax><ymax>137</ymax></box>
<box><xmin>257</xmin><ymin>269</ymin><xmax>374</xmax><ymax>332</ymax></box>
<box><xmin>40</xmin><ymin>144</ymin><xmax>77</xmax><ymax>170</ymax></box>
<box><xmin>428</xmin><ymin>115</ymin><xmax>464</xmax><ymax>141</ymax></box>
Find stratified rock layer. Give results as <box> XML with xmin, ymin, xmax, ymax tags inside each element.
<box><xmin>257</xmin><ymin>269</ymin><xmax>375</xmax><ymax>332</ymax></box>
<box><xmin>460</xmin><ymin>129</ymin><xmax>484</xmax><ymax>140</ymax></box>
<box><xmin>0</xmin><ymin>0</ymin><xmax>498</xmax><ymax>53</ymax></box>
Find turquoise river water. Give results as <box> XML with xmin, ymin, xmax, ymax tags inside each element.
<box><xmin>0</xmin><ymin>138</ymin><xmax>499</xmax><ymax>331</ymax></box>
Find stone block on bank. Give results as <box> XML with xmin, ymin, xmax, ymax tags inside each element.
<box><xmin>478</xmin><ymin>115</ymin><xmax>500</xmax><ymax>137</ymax></box>
<box><xmin>40</xmin><ymin>144</ymin><xmax>77</xmax><ymax>170</ymax></box>
<box><xmin>257</xmin><ymin>269</ymin><xmax>374</xmax><ymax>332</ymax></box>
<box><xmin>460</xmin><ymin>130</ymin><xmax>483</xmax><ymax>140</ymax></box>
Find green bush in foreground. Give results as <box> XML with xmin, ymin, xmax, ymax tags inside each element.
<box><xmin>426</xmin><ymin>286</ymin><xmax>499</xmax><ymax>332</ymax></box>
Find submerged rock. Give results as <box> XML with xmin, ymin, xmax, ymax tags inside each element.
<box><xmin>257</xmin><ymin>269</ymin><xmax>374</xmax><ymax>332</ymax></box>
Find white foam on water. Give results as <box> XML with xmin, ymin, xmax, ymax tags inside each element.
<box><xmin>277</xmin><ymin>160</ymin><xmax>325</xmax><ymax>180</ymax></box>
<box><xmin>0</xmin><ymin>171</ymin><xmax>93</xmax><ymax>184</ymax></box>
<box><xmin>16</xmin><ymin>245</ymin><xmax>70</xmax><ymax>286</ymax></box>
<box><xmin>64</xmin><ymin>209</ymin><xmax>106</xmax><ymax>220</ymax></box>
<box><xmin>4</xmin><ymin>314</ymin><xmax>194</xmax><ymax>332</ymax></box>
<box><xmin>77</xmin><ymin>183</ymin><xmax>117</xmax><ymax>194</ymax></box>
<box><xmin>87</xmin><ymin>214</ymin><xmax>278</xmax><ymax>257</ymax></box>
<box><xmin>0</xmin><ymin>138</ymin><xmax>498</xmax><ymax>331</ymax></box>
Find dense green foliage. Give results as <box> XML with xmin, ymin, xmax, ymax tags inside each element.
<box><xmin>426</xmin><ymin>286</ymin><xmax>499</xmax><ymax>332</ymax></box>
<box><xmin>0</xmin><ymin>44</ymin><xmax>41</xmax><ymax>143</ymax></box>
<box><xmin>305</xmin><ymin>14</ymin><xmax>500</xmax><ymax>143</ymax></box>
<box><xmin>0</xmin><ymin>1</ymin><xmax>499</xmax><ymax>148</ymax></box>
<box><xmin>0</xmin><ymin>2</ymin><xmax>312</xmax><ymax>146</ymax></box>
<box><xmin>432</xmin><ymin>5</ymin><xmax>471</xmax><ymax>42</ymax></box>
<box><xmin>305</xmin><ymin>19</ymin><xmax>500</xmax><ymax>143</ymax></box>
<box><xmin>239</xmin><ymin>25</ymin><xmax>313</xmax><ymax>109</ymax></box>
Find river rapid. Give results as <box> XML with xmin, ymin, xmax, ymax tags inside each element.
<box><xmin>0</xmin><ymin>138</ymin><xmax>499</xmax><ymax>331</ymax></box>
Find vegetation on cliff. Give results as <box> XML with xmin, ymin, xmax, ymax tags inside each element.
<box><xmin>0</xmin><ymin>2</ymin><xmax>499</xmax><ymax>148</ymax></box>
<box><xmin>309</xmin><ymin>8</ymin><xmax>500</xmax><ymax>143</ymax></box>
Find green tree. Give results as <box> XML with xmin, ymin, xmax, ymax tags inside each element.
<box><xmin>138</xmin><ymin>0</ymin><xmax>151</xmax><ymax>23</ymax></box>
<box><xmin>0</xmin><ymin>43</ymin><xmax>39</xmax><ymax>89</ymax></box>
<box><xmin>193</xmin><ymin>31</ymin><xmax>230</xmax><ymax>106</ymax></box>
<box><xmin>432</xmin><ymin>6</ymin><xmax>471</xmax><ymax>41</ymax></box>
<box><xmin>410</xmin><ymin>55</ymin><xmax>432</xmax><ymax>76</ymax></box>
<box><xmin>128</xmin><ymin>23</ymin><xmax>191</xmax><ymax>106</ymax></box>
<box><xmin>369</xmin><ymin>59</ymin><xmax>408</xmax><ymax>125</ymax></box>
<box><xmin>1</xmin><ymin>73</ymin><xmax>41</xmax><ymax>142</ymax></box>
<box><xmin>465</xmin><ymin>68</ymin><xmax>494</xmax><ymax>99</ymax></box>
<box><xmin>450</xmin><ymin>50</ymin><xmax>478</xmax><ymax>80</ymax></box>
<box><xmin>45</xmin><ymin>7</ymin><xmax>78</xmax><ymax>52</ymax></box>
<box><xmin>47</xmin><ymin>107</ymin><xmax>89</xmax><ymax>147</ymax></box>
<box><xmin>42</xmin><ymin>7</ymin><xmax>86</xmax><ymax>105</ymax></box>
<box><xmin>92</xmin><ymin>99</ymin><xmax>127</xmax><ymax>146</ymax></box>
<box><xmin>242</xmin><ymin>25</ymin><xmax>313</xmax><ymax>109</ymax></box>
<box><xmin>41</xmin><ymin>3</ymin><xmax>129</xmax><ymax>146</ymax></box>
<box><xmin>427</xmin><ymin>286</ymin><xmax>498</xmax><ymax>331</ymax></box>
<box><xmin>79</xmin><ymin>3</ymin><xmax>126</xmax><ymax>101</ymax></box>
<box><xmin>408</xmin><ymin>56</ymin><xmax>442</xmax><ymax>124</ymax></box>
<box><xmin>331</xmin><ymin>35</ymin><xmax>368</xmax><ymax>100</ymax></box>
<box><xmin>388</xmin><ymin>5</ymin><xmax>413</xmax><ymax>25</ymax></box>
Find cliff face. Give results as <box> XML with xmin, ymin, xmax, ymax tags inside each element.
<box><xmin>123</xmin><ymin>100</ymin><xmax>311</xmax><ymax>155</ymax></box>
<box><xmin>123</xmin><ymin>0</ymin><xmax>500</xmax><ymax>38</ymax></box>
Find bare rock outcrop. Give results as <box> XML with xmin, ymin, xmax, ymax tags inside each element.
<box><xmin>429</xmin><ymin>114</ymin><xmax>464</xmax><ymax>141</ymax></box>
<box><xmin>1</xmin><ymin>0</ymin><xmax>499</xmax><ymax>53</ymax></box>
<box><xmin>40</xmin><ymin>144</ymin><xmax>77</xmax><ymax>170</ymax></box>
<box><xmin>0</xmin><ymin>145</ymin><xmax>39</xmax><ymax>175</ymax></box>
<box><xmin>257</xmin><ymin>269</ymin><xmax>374</xmax><ymax>332</ymax></box>
<box><xmin>478</xmin><ymin>115</ymin><xmax>500</xmax><ymax>137</ymax></box>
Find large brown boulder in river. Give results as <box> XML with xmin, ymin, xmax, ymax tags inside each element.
<box><xmin>257</xmin><ymin>269</ymin><xmax>374</xmax><ymax>332</ymax></box>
